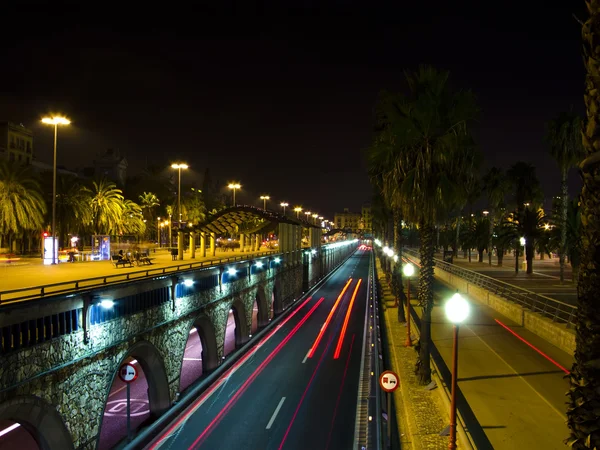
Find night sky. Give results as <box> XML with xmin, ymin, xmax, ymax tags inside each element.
<box><xmin>0</xmin><ymin>2</ymin><xmax>586</xmax><ymax>218</ymax></box>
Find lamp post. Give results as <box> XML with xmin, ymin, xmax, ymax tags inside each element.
<box><xmin>157</xmin><ymin>217</ymin><xmax>161</xmax><ymax>246</ymax></box>
<box><xmin>228</xmin><ymin>183</ymin><xmax>241</xmax><ymax>207</ymax></box>
<box><xmin>305</xmin><ymin>211</ymin><xmax>311</xmax><ymax>221</ymax></box>
<box><xmin>280</xmin><ymin>202</ymin><xmax>289</xmax><ymax>215</ymax></box>
<box><xmin>444</xmin><ymin>292</ymin><xmax>470</xmax><ymax>450</ymax></box>
<box><xmin>312</xmin><ymin>213</ymin><xmax>318</xmax><ymax>224</ymax></box>
<box><xmin>294</xmin><ymin>206</ymin><xmax>302</xmax><ymax>218</ymax></box>
<box><xmin>403</xmin><ymin>263</ymin><xmax>415</xmax><ymax>346</ymax></box>
<box><xmin>170</xmin><ymin>163</ymin><xmax>188</xmax><ymax>228</ymax></box>
<box><xmin>260</xmin><ymin>195</ymin><xmax>270</xmax><ymax>210</ymax></box>
<box><xmin>42</xmin><ymin>116</ymin><xmax>71</xmax><ymax>265</ymax></box>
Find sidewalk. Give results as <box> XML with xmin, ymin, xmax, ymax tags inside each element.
<box><xmin>376</xmin><ymin>259</ymin><xmax>450</xmax><ymax>450</ymax></box>
<box><xmin>430</xmin><ymin>250</ymin><xmax>577</xmax><ymax>306</ymax></box>
<box><xmin>0</xmin><ymin>248</ymin><xmax>273</xmax><ymax>301</ymax></box>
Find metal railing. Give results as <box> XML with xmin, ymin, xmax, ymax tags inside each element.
<box><xmin>0</xmin><ymin>250</ymin><xmax>280</xmax><ymax>306</ymax></box>
<box><xmin>403</xmin><ymin>248</ymin><xmax>578</xmax><ymax>328</ymax></box>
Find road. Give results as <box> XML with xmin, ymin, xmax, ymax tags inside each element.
<box><xmin>403</xmin><ymin>256</ymin><xmax>573</xmax><ymax>449</ymax></box>
<box><xmin>145</xmin><ymin>249</ymin><xmax>370</xmax><ymax>450</ymax></box>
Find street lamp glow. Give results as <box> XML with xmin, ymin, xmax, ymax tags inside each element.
<box><xmin>42</xmin><ymin>116</ymin><xmax>70</xmax><ymax>125</ymax></box>
<box><xmin>227</xmin><ymin>268</ymin><xmax>237</xmax><ymax>276</ymax></box>
<box><xmin>445</xmin><ymin>293</ymin><xmax>470</xmax><ymax>324</ymax></box>
<box><xmin>403</xmin><ymin>263</ymin><xmax>415</xmax><ymax>277</ymax></box>
<box><xmin>171</xmin><ymin>163</ymin><xmax>189</xmax><ymax>169</ymax></box>
<box><xmin>520</xmin><ymin>237</ymin><xmax>526</xmax><ymax>246</ymax></box>
<box><xmin>171</xmin><ymin>162</ymin><xmax>188</xmax><ymax>261</ymax></box>
<box><xmin>294</xmin><ymin>206</ymin><xmax>302</xmax><ymax>218</ymax></box>
<box><xmin>42</xmin><ymin>115</ymin><xmax>71</xmax><ymax>265</ymax></box>
<box><xmin>228</xmin><ymin>183</ymin><xmax>241</xmax><ymax>206</ymax></box>
<box><xmin>99</xmin><ymin>299</ymin><xmax>115</xmax><ymax>309</ymax></box>
<box><xmin>183</xmin><ymin>279</ymin><xmax>194</xmax><ymax>287</ymax></box>
<box><xmin>280</xmin><ymin>202</ymin><xmax>289</xmax><ymax>215</ymax></box>
<box><xmin>260</xmin><ymin>195</ymin><xmax>270</xmax><ymax>210</ymax></box>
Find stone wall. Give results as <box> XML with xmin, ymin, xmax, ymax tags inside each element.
<box><xmin>0</xmin><ymin>263</ymin><xmax>304</xmax><ymax>449</ymax></box>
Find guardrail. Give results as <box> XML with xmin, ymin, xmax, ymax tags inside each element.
<box><xmin>403</xmin><ymin>248</ymin><xmax>578</xmax><ymax>328</ymax></box>
<box><xmin>0</xmin><ymin>250</ymin><xmax>279</xmax><ymax>306</ymax></box>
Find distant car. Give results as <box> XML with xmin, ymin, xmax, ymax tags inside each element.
<box><xmin>0</xmin><ymin>253</ymin><xmax>20</xmax><ymax>263</ymax></box>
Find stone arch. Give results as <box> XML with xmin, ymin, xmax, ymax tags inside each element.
<box><xmin>229</xmin><ymin>298</ymin><xmax>250</xmax><ymax>348</ymax></box>
<box><xmin>102</xmin><ymin>340</ymin><xmax>170</xmax><ymax>422</ymax></box>
<box><xmin>190</xmin><ymin>314</ymin><xmax>219</xmax><ymax>372</ymax></box>
<box><xmin>0</xmin><ymin>395</ymin><xmax>73</xmax><ymax>450</ymax></box>
<box><xmin>272</xmin><ymin>278</ymin><xmax>284</xmax><ymax>316</ymax></box>
<box><xmin>255</xmin><ymin>286</ymin><xmax>270</xmax><ymax>328</ymax></box>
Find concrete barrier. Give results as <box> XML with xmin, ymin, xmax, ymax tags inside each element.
<box><xmin>407</xmin><ymin>254</ymin><xmax>575</xmax><ymax>355</ymax></box>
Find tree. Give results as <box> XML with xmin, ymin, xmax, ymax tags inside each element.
<box><xmin>55</xmin><ymin>175</ymin><xmax>91</xmax><ymax>249</ymax></box>
<box><xmin>388</xmin><ymin>66</ymin><xmax>479</xmax><ymax>384</ymax></box>
<box><xmin>566</xmin><ymin>5</ymin><xmax>600</xmax><ymax>447</ymax></box>
<box><xmin>0</xmin><ymin>161</ymin><xmax>46</xmax><ymax>251</ymax></box>
<box><xmin>86</xmin><ymin>179</ymin><xmax>125</xmax><ymax>235</ymax></box>
<box><xmin>547</xmin><ymin>111</ymin><xmax>585</xmax><ymax>282</ymax></box>
<box><xmin>482</xmin><ymin>167</ymin><xmax>508</xmax><ymax>265</ymax></box>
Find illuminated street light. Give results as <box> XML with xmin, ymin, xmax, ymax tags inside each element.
<box><xmin>294</xmin><ymin>206</ymin><xmax>302</xmax><ymax>218</ymax></box>
<box><xmin>42</xmin><ymin>117</ymin><xmax>71</xmax><ymax>265</ymax></box>
<box><xmin>280</xmin><ymin>202</ymin><xmax>289</xmax><ymax>215</ymax></box>
<box><xmin>444</xmin><ymin>292</ymin><xmax>470</xmax><ymax>450</ymax></box>
<box><xmin>171</xmin><ymin>163</ymin><xmax>188</xmax><ymax>261</ymax></box>
<box><xmin>312</xmin><ymin>213</ymin><xmax>318</xmax><ymax>224</ymax></box>
<box><xmin>228</xmin><ymin>183</ymin><xmax>241</xmax><ymax>207</ymax></box>
<box><xmin>260</xmin><ymin>195</ymin><xmax>270</xmax><ymax>210</ymax></box>
<box><xmin>482</xmin><ymin>210</ymin><xmax>489</xmax><ymax>216</ymax></box>
<box><xmin>403</xmin><ymin>263</ymin><xmax>415</xmax><ymax>347</ymax></box>
<box><xmin>305</xmin><ymin>211</ymin><xmax>311</xmax><ymax>221</ymax></box>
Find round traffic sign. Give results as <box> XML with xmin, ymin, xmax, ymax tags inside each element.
<box><xmin>379</xmin><ymin>370</ymin><xmax>399</xmax><ymax>392</ymax></box>
<box><xmin>118</xmin><ymin>362</ymin><xmax>138</xmax><ymax>383</ymax></box>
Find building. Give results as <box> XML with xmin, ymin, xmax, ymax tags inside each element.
<box><xmin>334</xmin><ymin>208</ymin><xmax>362</xmax><ymax>233</ymax></box>
<box><xmin>361</xmin><ymin>203</ymin><xmax>372</xmax><ymax>234</ymax></box>
<box><xmin>0</xmin><ymin>122</ymin><xmax>34</xmax><ymax>165</ymax></box>
<box><xmin>85</xmin><ymin>148</ymin><xmax>128</xmax><ymax>186</ymax></box>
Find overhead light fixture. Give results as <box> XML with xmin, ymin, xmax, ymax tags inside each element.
<box><xmin>99</xmin><ymin>299</ymin><xmax>114</xmax><ymax>309</ymax></box>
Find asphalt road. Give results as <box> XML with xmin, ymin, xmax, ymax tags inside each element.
<box><xmin>146</xmin><ymin>249</ymin><xmax>371</xmax><ymax>450</ymax></box>
<box><xmin>405</xmin><ymin>260</ymin><xmax>574</xmax><ymax>449</ymax></box>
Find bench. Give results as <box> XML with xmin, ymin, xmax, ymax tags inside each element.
<box><xmin>135</xmin><ymin>256</ymin><xmax>155</xmax><ymax>266</ymax></box>
<box><xmin>111</xmin><ymin>255</ymin><xmax>133</xmax><ymax>268</ymax></box>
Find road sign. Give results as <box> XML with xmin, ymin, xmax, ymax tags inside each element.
<box><xmin>118</xmin><ymin>363</ymin><xmax>138</xmax><ymax>383</ymax></box>
<box><xmin>379</xmin><ymin>370</ymin><xmax>399</xmax><ymax>392</ymax></box>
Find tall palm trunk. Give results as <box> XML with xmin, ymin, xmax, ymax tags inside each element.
<box><xmin>488</xmin><ymin>211</ymin><xmax>494</xmax><ymax>265</ymax></box>
<box><xmin>567</xmin><ymin>6</ymin><xmax>600</xmax><ymax>447</ymax></box>
<box><xmin>526</xmin><ymin>240</ymin><xmax>534</xmax><ymax>274</ymax></box>
<box><xmin>417</xmin><ymin>218</ymin><xmax>435</xmax><ymax>384</ymax></box>
<box><xmin>515</xmin><ymin>245</ymin><xmax>520</xmax><ymax>274</ymax></box>
<box><xmin>454</xmin><ymin>217</ymin><xmax>460</xmax><ymax>257</ymax></box>
<box><xmin>559</xmin><ymin>167</ymin><xmax>568</xmax><ymax>282</ymax></box>
<box><xmin>393</xmin><ymin>208</ymin><xmax>406</xmax><ymax>322</ymax></box>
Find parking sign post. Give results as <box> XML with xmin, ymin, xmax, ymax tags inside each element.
<box><xmin>379</xmin><ymin>370</ymin><xmax>399</xmax><ymax>447</ymax></box>
<box><xmin>118</xmin><ymin>363</ymin><xmax>138</xmax><ymax>442</ymax></box>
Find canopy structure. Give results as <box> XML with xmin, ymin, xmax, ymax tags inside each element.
<box><xmin>190</xmin><ymin>205</ymin><xmax>320</xmax><ymax>236</ymax></box>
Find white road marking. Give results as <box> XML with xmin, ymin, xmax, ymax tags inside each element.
<box><xmin>0</xmin><ymin>423</ymin><xmax>20</xmax><ymax>437</ymax></box>
<box><xmin>302</xmin><ymin>349</ymin><xmax>311</xmax><ymax>364</ymax></box>
<box><xmin>532</xmin><ymin>272</ymin><xmax>559</xmax><ymax>279</ymax></box>
<box><xmin>183</xmin><ymin>357</ymin><xmax>203</xmax><ymax>361</ymax></box>
<box><xmin>266</xmin><ymin>397</ymin><xmax>286</xmax><ymax>429</ymax></box>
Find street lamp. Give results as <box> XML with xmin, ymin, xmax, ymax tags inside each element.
<box><xmin>294</xmin><ymin>206</ymin><xmax>302</xmax><ymax>218</ymax></box>
<box><xmin>42</xmin><ymin>116</ymin><xmax>71</xmax><ymax>265</ymax></box>
<box><xmin>171</xmin><ymin>163</ymin><xmax>188</xmax><ymax>228</ymax></box>
<box><xmin>403</xmin><ymin>263</ymin><xmax>415</xmax><ymax>346</ymax></box>
<box><xmin>280</xmin><ymin>202</ymin><xmax>289</xmax><ymax>215</ymax></box>
<box><xmin>444</xmin><ymin>292</ymin><xmax>470</xmax><ymax>450</ymax></box>
<box><xmin>312</xmin><ymin>213</ymin><xmax>318</xmax><ymax>224</ymax></box>
<box><xmin>260</xmin><ymin>195</ymin><xmax>270</xmax><ymax>210</ymax></box>
<box><xmin>157</xmin><ymin>217</ymin><xmax>161</xmax><ymax>247</ymax></box>
<box><xmin>228</xmin><ymin>183</ymin><xmax>241</xmax><ymax>207</ymax></box>
<box><xmin>305</xmin><ymin>211</ymin><xmax>311</xmax><ymax>221</ymax></box>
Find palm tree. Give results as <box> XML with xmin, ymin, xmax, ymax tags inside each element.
<box><xmin>546</xmin><ymin>111</ymin><xmax>585</xmax><ymax>282</ymax></box>
<box><xmin>482</xmin><ymin>167</ymin><xmax>508</xmax><ymax>265</ymax></box>
<box><xmin>389</xmin><ymin>66</ymin><xmax>479</xmax><ymax>384</ymax></box>
<box><xmin>567</xmin><ymin>6</ymin><xmax>600</xmax><ymax>447</ymax></box>
<box><xmin>86</xmin><ymin>179</ymin><xmax>125</xmax><ymax>235</ymax></box>
<box><xmin>506</xmin><ymin>162</ymin><xmax>543</xmax><ymax>273</ymax></box>
<box><xmin>119</xmin><ymin>199</ymin><xmax>146</xmax><ymax>238</ymax></box>
<box><xmin>55</xmin><ymin>175</ymin><xmax>91</xmax><ymax>249</ymax></box>
<box><xmin>0</xmin><ymin>161</ymin><xmax>46</xmax><ymax>251</ymax></box>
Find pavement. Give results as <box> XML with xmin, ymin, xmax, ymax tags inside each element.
<box><xmin>402</xmin><ymin>254</ymin><xmax>573</xmax><ymax>450</ymax></box>
<box><xmin>139</xmin><ymin>248</ymin><xmax>371</xmax><ymax>450</ymax></box>
<box><xmin>430</xmin><ymin>250</ymin><xmax>578</xmax><ymax>306</ymax></box>
<box><xmin>0</xmin><ymin>248</ymin><xmax>274</xmax><ymax>303</ymax></box>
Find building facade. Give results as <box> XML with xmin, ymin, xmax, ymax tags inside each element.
<box><xmin>0</xmin><ymin>122</ymin><xmax>33</xmax><ymax>165</ymax></box>
<box><xmin>91</xmin><ymin>148</ymin><xmax>128</xmax><ymax>186</ymax></box>
<box><xmin>334</xmin><ymin>205</ymin><xmax>372</xmax><ymax>234</ymax></box>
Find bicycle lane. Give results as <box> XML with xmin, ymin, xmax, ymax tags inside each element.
<box><xmin>404</xmin><ymin>261</ymin><xmax>572</xmax><ymax>450</ymax></box>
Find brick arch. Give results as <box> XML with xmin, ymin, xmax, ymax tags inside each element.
<box><xmin>0</xmin><ymin>395</ymin><xmax>73</xmax><ymax>450</ymax></box>
<box><xmin>255</xmin><ymin>285</ymin><xmax>270</xmax><ymax>328</ymax></box>
<box><xmin>229</xmin><ymin>298</ymin><xmax>250</xmax><ymax>348</ymax></box>
<box><xmin>100</xmin><ymin>340</ymin><xmax>171</xmax><ymax>424</ymax></box>
<box><xmin>190</xmin><ymin>314</ymin><xmax>219</xmax><ymax>372</ymax></box>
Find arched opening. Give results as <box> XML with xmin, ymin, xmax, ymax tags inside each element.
<box><xmin>255</xmin><ymin>287</ymin><xmax>270</xmax><ymax>329</ymax></box>
<box><xmin>223</xmin><ymin>300</ymin><xmax>249</xmax><ymax>356</ymax></box>
<box><xmin>0</xmin><ymin>396</ymin><xmax>73</xmax><ymax>450</ymax></box>
<box><xmin>180</xmin><ymin>315</ymin><xmax>219</xmax><ymax>392</ymax></box>
<box><xmin>98</xmin><ymin>341</ymin><xmax>170</xmax><ymax>450</ymax></box>
<box><xmin>251</xmin><ymin>298</ymin><xmax>259</xmax><ymax>334</ymax></box>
